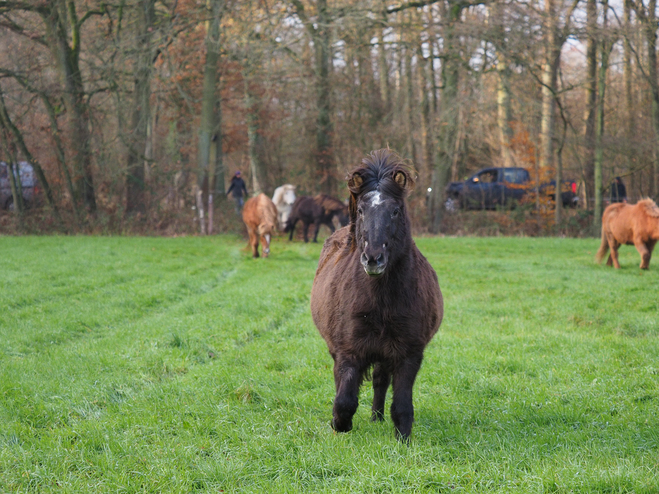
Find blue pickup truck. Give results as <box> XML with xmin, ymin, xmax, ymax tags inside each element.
<box><xmin>445</xmin><ymin>167</ymin><xmax>578</xmax><ymax>211</ymax></box>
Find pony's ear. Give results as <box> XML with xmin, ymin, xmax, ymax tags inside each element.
<box><xmin>348</xmin><ymin>172</ymin><xmax>363</xmax><ymax>194</ymax></box>
<box><xmin>394</xmin><ymin>170</ymin><xmax>406</xmax><ymax>188</ymax></box>
<box><xmin>393</xmin><ymin>170</ymin><xmax>410</xmax><ymax>190</ymax></box>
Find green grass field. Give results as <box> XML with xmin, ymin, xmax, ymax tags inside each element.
<box><xmin>1</xmin><ymin>234</ymin><xmax>658</xmax><ymax>493</ymax></box>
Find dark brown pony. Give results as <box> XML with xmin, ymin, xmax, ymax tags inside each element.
<box><xmin>596</xmin><ymin>198</ymin><xmax>659</xmax><ymax>269</ymax></box>
<box><xmin>310</xmin><ymin>149</ymin><xmax>443</xmax><ymax>440</ymax></box>
<box><xmin>285</xmin><ymin>194</ymin><xmax>348</xmax><ymax>243</ymax></box>
<box><xmin>242</xmin><ymin>193</ymin><xmax>278</xmax><ymax>258</ymax></box>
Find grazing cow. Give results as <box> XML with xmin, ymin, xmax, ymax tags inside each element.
<box><xmin>242</xmin><ymin>193</ymin><xmax>278</xmax><ymax>258</ymax></box>
<box><xmin>310</xmin><ymin>149</ymin><xmax>443</xmax><ymax>440</ymax></box>
<box><xmin>272</xmin><ymin>184</ymin><xmax>297</xmax><ymax>230</ymax></box>
<box><xmin>596</xmin><ymin>198</ymin><xmax>659</xmax><ymax>269</ymax></box>
<box><xmin>285</xmin><ymin>194</ymin><xmax>349</xmax><ymax>243</ymax></box>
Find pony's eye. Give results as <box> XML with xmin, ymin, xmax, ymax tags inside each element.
<box><xmin>357</xmin><ymin>208</ymin><xmax>363</xmax><ymax>216</ymax></box>
<box><xmin>392</xmin><ymin>208</ymin><xmax>401</xmax><ymax>217</ymax></box>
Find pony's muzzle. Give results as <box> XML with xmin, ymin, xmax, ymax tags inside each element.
<box><xmin>361</xmin><ymin>250</ymin><xmax>386</xmax><ymax>276</ymax></box>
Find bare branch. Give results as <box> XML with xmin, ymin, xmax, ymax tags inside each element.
<box><xmin>78</xmin><ymin>8</ymin><xmax>107</xmax><ymax>28</ymax></box>
<box><xmin>0</xmin><ymin>16</ymin><xmax>48</xmax><ymax>45</ymax></box>
<box><xmin>289</xmin><ymin>0</ymin><xmax>316</xmax><ymax>39</ymax></box>
<box><xmin>386</xmin><ymin>0</ymin><xmax>442</xmax><ymax>14</ymax></box>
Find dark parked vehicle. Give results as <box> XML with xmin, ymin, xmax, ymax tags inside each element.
<box><xmin>0</xmin><ymin>161</ymin><xmax>41</xmax><ymax>210</ymax></box>
<box><xmin>445</xmin><ymin>167</ymin><xmax>578</xmax><ymax>210</ymax></box>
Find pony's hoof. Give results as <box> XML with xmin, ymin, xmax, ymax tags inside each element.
<box><xmin>331</xmin><ymin>418</ymin><xmax>352</xmax><ymax>433</ymax></box>
<box><xmin>395</xmin><ymin>429</ymin><xmax>411</xmax><ymax>443</ymax></box>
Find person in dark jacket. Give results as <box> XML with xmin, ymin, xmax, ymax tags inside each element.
<box><xmin>227</xmin><ymin>171</ymin><xmax>248</xmax><ymax>212</ymax></box>
<box><xmin>610</xmin><ymin>176</ymin><xmax>627</xmax><ymax>203</ymax></box>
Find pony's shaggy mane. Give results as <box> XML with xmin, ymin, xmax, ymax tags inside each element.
<box><xmin>638</xmin><ymin>198</ymin><xmax>659</xmax><ymax>218</ymax></box>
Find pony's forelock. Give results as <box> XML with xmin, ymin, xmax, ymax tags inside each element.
<box><xmin>348</xmin><ymin>149</ymin><xmax>416</xmax><ymax>199</ymax></box>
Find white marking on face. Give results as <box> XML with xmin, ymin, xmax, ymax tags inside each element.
<box><xmin>265</xmin><ymin>234</ymin><xmax>271</xmax><ymax>244</ymax></box>
<box><xmin>368</xmin><ymin>191</ymin><xmax>383</xmax><ymax>206</ymax></box>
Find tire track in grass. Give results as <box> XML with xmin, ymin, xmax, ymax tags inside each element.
<box><xmin>1</xmin><ymin>245</ymin><xmax>243</xmax><ymax>357</ymax></box>
<box><xmin>0</xmin><ymin>238</ymin><xmax>321</xmax><ymax>467</ymax></box>
<box><xmin>0</xmin><ymin>243</ymin><xmax>249</xmax><ymax>436</ymax></box>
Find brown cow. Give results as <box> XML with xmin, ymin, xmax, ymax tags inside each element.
<box><xmin>242</xmin><ymin>193</ymin><xmax>278</xmax><ymax>258</ymax></box>
<box><xmin>310</xmin><ymin>149</ymin><xmax>443</xmax><ymax>441</ymax></box>
<box><xmin>595</xmin><ymin>198</ymin><xmax>659</xmax><ymax>269</ymax></box>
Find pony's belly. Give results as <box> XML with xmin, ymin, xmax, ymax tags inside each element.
<box><xmin>350</xmin><ymin>321</ymin><xmax>420</xmax><ymax>362</ymax></box>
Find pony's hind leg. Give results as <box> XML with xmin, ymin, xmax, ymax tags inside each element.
<box><xmin>647</xmin><ymin>240</ymin><xmax>657</xmax><ymax>269</ymax></box>
<box><xmin>607</xmin><ymin>235</ymin><xmax>621</xmax><ymax>268</ymax></box>
<box><xmin>371</xmin><ymin>362</ymin><xmax>391</xmax><ymax>422</ymax></box>
<box><xmin>635</xmin><ymin>238</ymin><xmax>652</xmax><ymax>269</ymax></box>
<box><xmin>331</xmin><ymin>357</ymin><xmax>362</xmax><ymax>433</ymax></box>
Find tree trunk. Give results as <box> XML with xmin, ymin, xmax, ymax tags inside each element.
<box><xmin>126</xmin><ymin>0</ymin><xmax>156</xmax><ymax>215</ymax></box>
<box><xmin>430</xmin><ymin>1</ymin><xmax>461</xmax><ymax>233</ymax></box>
<box><xmin>647</xmin><ymin>0</ymin><xmax>659</xmax><ymax>198</ymax></box>
<box><xmin>315</xmin><ymin>0</ymin><xmax>334</xmax><ymax>195</ymax></box>
<box><xmin>245</xmin><ymin>80</ymin><xmax>265</xmax><ymax>196</ymax></box>
<box><xmin>583</xmin><ymin>0</ymin><xmax>597</xmax><ymax>208</ymax></box>
<box><xmin>594</xmin><ymin>10</ymin><xmax>613</xmax><ymax>232</ymax></box>
<box><xmin>623</xmin><ymin>0</ymin><xmax>635</xmax><ymax>201</ymax></box>
<box><xmin>404</xmin><ymin>24</ymin><xmax>416</xmax><ymax>161</ymax></box>
<box><xmin>43</xmin><ymin>2</ymin><xmax>96</xmax><ymax>212</ymax></box>
<box><xmin>378</xmin><ymin>0</ymin><xmax>390</xmax><ymax>118</ymax></box>
<box><xmin>538</xmin><ymin>0</ymin><xmax>559</xmax><ymax>171</ymax></box>
<box><xmin>417</xmin><ymin>44</ymin><xmax>433</xmax><ymax>181</ymax></box>
<box><xmin>490</xmin><ymin>0</ymin><xmax>514</xmax><ymax>168</ymax></box>
<box><xmin>198</xmin><ymin>0</ymin><xmax>224</xmax><ymax>233</ymax></box>
<box><xmin>496</xmin><ymin>61</ymin><xmax>514</xmax><ymax>168</ymax></box>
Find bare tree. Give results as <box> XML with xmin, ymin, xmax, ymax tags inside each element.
<box><xmin>198</xmin><ymin>0</ymin><xmax>224</xmax><ymax>234</ymax></box>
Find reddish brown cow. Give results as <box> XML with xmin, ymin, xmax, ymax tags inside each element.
<box><xmin>310</xmin><ymin>149</ymin><xmax>443</xmax><ymax>440</ymax></box>
<box><xmin>242</xmin><ymin>193</ymin><xmax>278</xmax><ymax>258</ymax></box>
<box><xmin>596</xmin><ymin>198</ymin><xmax>659</xmax><ymax>269</ymax></box>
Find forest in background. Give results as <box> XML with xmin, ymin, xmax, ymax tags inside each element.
<box><xmin>0</xmin><ymin>0</ymin><xmax>657</xmax><ymax>236</ymax></box>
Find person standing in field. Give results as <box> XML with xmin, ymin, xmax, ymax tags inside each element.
<box><xmin>227</xmin><ymin>170</ymin><xmax>248</xmax><ymax>213</ymax></box>
<box><xmin>609</xmin><ymin>176</ymin><xmax>627</xmax><ymax>203</ymax></box>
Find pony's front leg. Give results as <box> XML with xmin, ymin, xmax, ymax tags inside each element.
<box><xmin>260</xmin><ymin>232</ymin><xmax>271</xmax><ymax>258</ymax></box>
<box><xmin>390</xmin><ymin>355</ymin><xmax>423</xmax><ymax>441</ymax></box>
<box><xmin>332</xmin><ymin>357</ymin><xmax>362</xmax><ymax>433</ymax></box>
<box><xmin>312</xmin><ymin>220</ymin><xmax>322</xmax><ymax>243</ymax></box>
<box><xmin>371</xmin><ymin>362</ymin><xmax>391</xmax><ymax>422</ymax></box>
<box><xmin>247</xmin><ymin>227</ymin><xmax>259</xmax><ymax>258</ymax></box>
